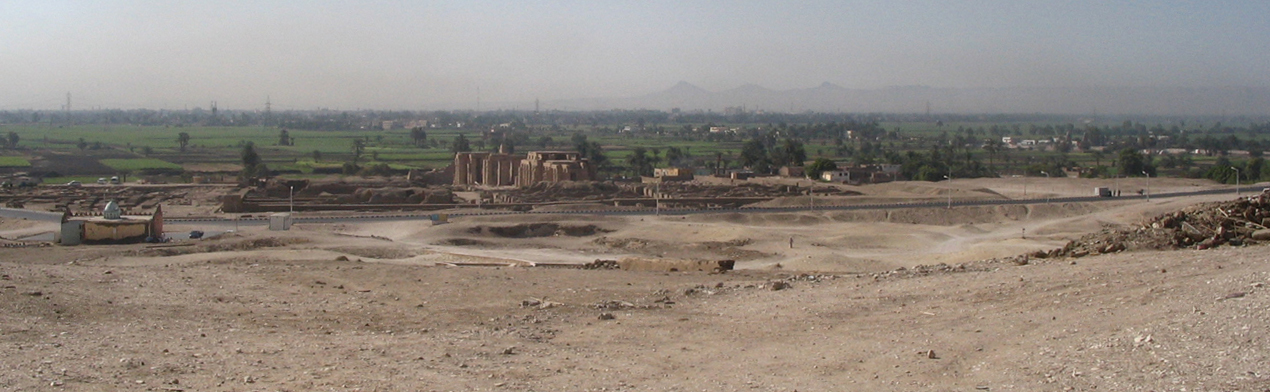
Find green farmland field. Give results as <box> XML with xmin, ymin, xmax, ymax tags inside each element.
<box><xmin>100</xmin><ymin>158</ymin><xmax>183</xmax><ymax>171</ymax></box>
<box><xmin>0</xmin><ymin>156</ymin><xmax>32</xmax><ymax>168</ymax></box>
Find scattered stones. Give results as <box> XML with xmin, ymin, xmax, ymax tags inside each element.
<box><xmin>593</xmin><ymin>300</ymin><xmax>636</xmax><ymax>310</ymax></box>
<box><xmin>594</xmin><ymin>299</ymin><xmax>665</xmax><ymax>310</ymax></box>
<box><xmin>768</xmin><ymin>281</ymin><xmax>791</xmax><ymax>291</ymax></box>
<box><xmin>581</xmin><ymin>259</ymin><xmax>619</xmax><ymax>270</ymax></box>
<box><xmin>597</xmin><ymin>313</ymin><xmax>615</xmax><ymax>320</ymax></box>
<box><xmin>520</xmin><ymin>298</ymin><xmax>562</xmax><ymax>309</ymax></box>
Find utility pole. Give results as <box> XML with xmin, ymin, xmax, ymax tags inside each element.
<box><xmin>1041</xmin><ymin>171</ymin><xmax>1050</xmax><ymax>203</ymax></box>
<box><xmin>944</xmin><ymin>169</ymin><xmax>952</xmax><ymax>209</ymax></box>
<box><xmin>1233</xmin><ymin>167</ymin><xmax>1240</xmax><ymax>196</ymax></box>
<box><xmin>810</xmin><ymin>183</ymin><xmax>814</xmax><ymax>210</ymax></box>
<box><xmin>1143</xmin><ymin>171</ymin><xmax>1150</xmax><ymax>202</ymax></box>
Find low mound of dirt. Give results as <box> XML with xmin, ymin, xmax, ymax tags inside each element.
<box><xmin>869</xmin><ymin>182</ymin><xmax>950</xmax><ymax>197</ymax></box>
<box><xmin>592</xmin><ymin>236</ymin><xmax>656</xmax><ymax>249</ymax></box>
<box><xmin>468</xmin><ymin>223</ymin><xmax>612</xmax><ymax>238</ymax></box>
<box><xmin>683</xmin><ymin>240</ymin><xmax>768</xmax><ymax>260</ymax></box>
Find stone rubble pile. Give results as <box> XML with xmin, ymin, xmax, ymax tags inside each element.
<box><xmin>1039</xmin><ymin>189</ymin><xmax>1270</xmax><ymax>260</ymax></box>
<box><xmin>581</xmin><ymin>259</ymin><xmax>620</xmax><ymax>270</ymax></box>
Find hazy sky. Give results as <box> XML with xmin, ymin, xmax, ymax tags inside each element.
<box><xmin>3</xmin><ymin>1</ymin><xmax>1268</xmax><ymax>110</ymax></box>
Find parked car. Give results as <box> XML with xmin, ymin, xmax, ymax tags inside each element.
<box><xmin>66</xmin><ymin>181</ymin><xmax>82</xmax><ymax>187</ymax></box>
<box><xmin>97</xmin><ymin>178</ymin><xmax>107</xmax><ymax>184</ymax></box>
<box><xmin>188</xmin><ymin>230</ymin><xmax>204</xmax><ymax>239</ymax></box>
<box><xmin>109</xmin><ymin>176</ymin><xmax>120</xmax><ymax>185</ymax></box>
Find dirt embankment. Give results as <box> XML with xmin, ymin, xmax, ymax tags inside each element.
<box><xmin>689</xmin><ymin>203</ymin><xmax>1111</xmax><ymax>227</ymax></box>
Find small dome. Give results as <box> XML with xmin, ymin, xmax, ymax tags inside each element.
<box><xmin>103</xmin><ymin>200</ymin><xmax>122</xmax><ymax>219</ymax></box>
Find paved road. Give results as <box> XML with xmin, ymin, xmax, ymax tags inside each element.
<box><xmin>162</xmin><ymin>186</ymin><xmax>1249</xmax><ymax>227</ymax></box>
<box><xmin>0</xmin><ymin>208</ymin><xmax>63</xmax><ymax>222</ymax></box>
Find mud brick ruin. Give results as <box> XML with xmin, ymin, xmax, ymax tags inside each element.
<box><xmin>453</xmin><ymin>149</ymin><xmax>595</xmax><ymax>187</ymax></box>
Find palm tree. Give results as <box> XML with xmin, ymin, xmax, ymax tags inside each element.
<box><xmin>983</xmin><ymin>140</ymin><xmax>999</xmax><ymax>171</ymax></box>
<box><xmin>351</xmin><ymin>138</ymin><xmax>366</xmax><ymax>165</ymax></box>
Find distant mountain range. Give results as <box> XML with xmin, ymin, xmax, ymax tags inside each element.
<box><xmin>538</xmin><ymin>82</ymin><xmax>1270</xmax><ymax>116</ymax></box>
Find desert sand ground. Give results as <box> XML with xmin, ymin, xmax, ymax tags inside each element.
<box><xmin>2</xmin><ymin>178</ymin><xmax>1268</xmax><ymax>391</ymax></box>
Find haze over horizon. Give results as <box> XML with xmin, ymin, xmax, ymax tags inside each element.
<box><xmin>3</xmin><ymin>1</ymin><xmax>1268</xmax><ymax>113</ymax></box>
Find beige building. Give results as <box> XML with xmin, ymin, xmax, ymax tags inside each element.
<box><xmin>453</xmin><ymin>151</ymin><xmax>522</xmax><ymax>186</ymax></box>
<box><xmin>515</xmin><ymin>151</ymin><xmax>595</xmax><ymax>187</ymax></box>
<box><xmin>61</xmin><ymin>202</ymin><xmax>164</xmax><ymax>245</ymax></box>
<box><xmin>650</xmin><ymin>167</ymin><xmax>694</xmax><ymax>182</ymax></box>
<box><xmin>454</xmin><ymin>149</ymin><xmax>596</xmax><ymax>187</ymax></box>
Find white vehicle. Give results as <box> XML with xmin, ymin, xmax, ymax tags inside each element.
<box><xmin>109</xmin><ymin>176</ymin><xmax>120</xmax><ymax>185</ymax></box>
<box><xmin>66</xmin><ymin>180</ymin><xmax>82</xmax><ymax>187</ymax></box>
<box><xmin>97</xmin><ymin>178</ymin><xmax>107</xmax><ymax>184</ymax></box>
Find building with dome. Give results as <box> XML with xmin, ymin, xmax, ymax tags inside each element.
<box><xmin>59</xmin><ymin>203</ymin><xmax>164</xmax><ymax>245</ymax></box>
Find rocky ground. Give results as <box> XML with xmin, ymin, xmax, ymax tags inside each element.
<box><xmin>1</xmin><ymin>179</ymin><xmax>1266</xmax><ymax>391</ymax></box>
<box><xmin>1</xmin><ymin>241</ymin><xmax>1268</xmax><ymax>391</ymax></box>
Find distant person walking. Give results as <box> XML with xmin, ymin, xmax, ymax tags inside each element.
<box><xmin>789</xmin><ymin>237</ymin><xmax>794</xmax><ymax>249</ymax></box>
